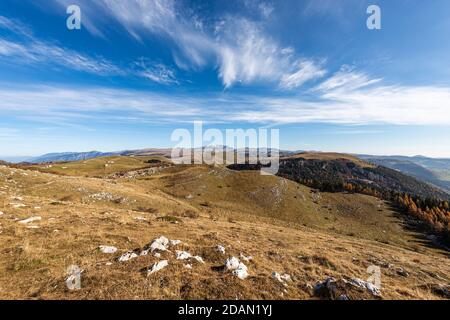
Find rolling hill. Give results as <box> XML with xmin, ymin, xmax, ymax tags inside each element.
<box><xmin>0</xmin><ymin>154</ymin><xmax>449</xmax><ymax>300</ymax></box>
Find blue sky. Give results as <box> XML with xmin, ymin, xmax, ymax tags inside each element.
<box><xmin>1</xmin><ymin>0</ymin><xmax>450</xmax><ymax>158</ymax></box>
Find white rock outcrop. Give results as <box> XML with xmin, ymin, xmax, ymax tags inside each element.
<box><xmin>233</xmin><ymin>263</ymin><xmax>248</xmax><ymax>280</ymax></box>
<box><xmin>148</xmin><ymin>260</ymin><xmax>168</xmax><ymax>275</ymax></box>
<box><xmin>225</xmin><ymin>257</ymin><xmax>248</xmax><ymax>279</ymax></box>
<box><xmin>149</xmin><ymin>236</ymin><xmax>170</xmax><ymax>252</ymax></box>
<box><xmin>176</xmin><ymin>251</ymin><xmax>192</xmax><ymax>260</ymax></box>
<box><xmin>118</xmin><ymin>251</ymin><xmax>138</xmax><ymax>262</ymax></box>
<box><xmin>349</xmin><ymin>278</ymin><xmax>381</xmax><ymax>296</ymax></box>
<box><xmin>225</xmin><ymin>257</ymin><xmax>240</xmax><ymax>271</ymax></box>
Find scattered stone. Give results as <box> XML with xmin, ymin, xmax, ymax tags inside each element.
<box><xmin>314</xmin><ymin>277</ymin><xmax>381</xmax><ymax>300</ymax></box>
<box><xmin>149</xmin><ymin>236</ymin><xmax>170</xmax><ymax>252</ymax></box>
<box><xmin>184</xmin><ymin>264</ymin><xmax>192</xmax><ymax>269</ymax></box>
<box><xmin>272</xmin><ymin>272</ymin><xmax>292</xmax><ymax>284</ymax></box>
<box><xmin>176</xmin><ymin>251</ymin><xmax>192</xmax><ymax>260</ymax></box>
<box><xmin>99</xmin><ymin>246</ymin><xmax>118</xmax><ymax>254</ymax></box>
<box><xmin>216</xmin><ymin>245</ymin><xmax>226</xmax><ymax>254</ymax></box>
<box><xmin>225</xmin><ymin>257</ymin><xmax>248</xmax><ymax>279</ymax></box>
<box><xmin>240</xmin><ymin>253</ymin><xmax>253</xmax><ymax>262</ymax></box>
<box><xmin>0</xmin><ymin>211</ymin><xmax>4</xmax><ymax>216</ymax></box>
<box><xmin>18</xmin><ymin>216</ymin><xmax>41</xmax><ymax>224</ymax></box>
<box><xmin>233</xmin><ymin>263</ymin><xmax>249</xmax><ymax>280</ymax></box>
<box><xmin>348</xmin><ymin>278</ymin><xmax>381</xmax><ymax>297</ymax></box>
<box><xmin>170</xmin><ymin>240</ymin><xmax>182</xmax><ymax>246</ymax></box>
<box><xmin>225</xmin><ymin>257</ymin><xmax>240</xmax><ymax>271</ymax></box>
<box><xmin>154</xmin><ymin>253</ymin><xmax>161</xmax><ymax>258</ymax></box>
<box><xmin>26</xmin><ymin>225</ymin><xmax>40</xmax><ymax>229</ymax></box>
<box><xmin>118</xmin><ymin>251</ymin><xmax>138</xmax><ymax>262</ymax></box>
<box><xmin>88</xmin><ymin>192</ymin><xmax>124</xmax><ymax>203</ymax></box>
<box><xmin>147</xmin><ymin>260</ymin><xmax>168</xmax><ymax>276</ymax></box>
<box><xmin>193</xmin><ymin>256</ymin><xmax>205</xmax><ymax>264</ymax></box>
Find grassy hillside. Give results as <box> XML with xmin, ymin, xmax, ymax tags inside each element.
<box><xmin>19</xmin><ymin>156</ymin><xmax>169</xmax><ymax>177</ymax></box>
<box><xmin>0</xmin><ymin>156</ymin><xmax>448</xmax><ymax>299</ymax></box>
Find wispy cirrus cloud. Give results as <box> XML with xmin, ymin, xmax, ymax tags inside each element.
<box><xmin>280</xmin><ymin>60</ymin><xmax>327</xmax><ymax>90</ymax></box>
<box><xmin>0</xmin><ymin>15</ymin><xmax>124</xmax><ymax>75</ymax></box>
<box><xmin>134</xmin><ymin>58</ymin><xmax>178</xmax><ymax>85</ymax></box>
<box><xmin>0</xmin><ymin>15</ymin><xmax>177</xmax><ymax>84</ymax></box>
<box><xmin>0</xmin><ymin>38</ymin><xmax>123</xmax><ymax>75</ymax></box>
<box><xmin>0</xmin><ymin>15</ymin><xmax>33</xmax><ymax>37</ymax></box>
<box><xmin>314</xmin><ymin>66</ymin><xmax>382</xmax><ymax>94</ymax></box>
<box><xmin>44</xmin><ymin>0</ymin><xmax>325</xmax><ymax>89</ymax></box>
<box><xmin>1</xmin><ymin>76</ymin><xmax>450</xmax><ymax>126</ymax></box>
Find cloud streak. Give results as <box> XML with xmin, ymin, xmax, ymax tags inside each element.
<box><xmin>1</xmin><ymin>78</ymin><xmax>450</xmax><ymax>126</ymax></box>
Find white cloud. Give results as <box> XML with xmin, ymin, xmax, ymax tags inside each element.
<box><xmin>0</xmin><ymin>38</ymin><xmax>122</xmax><ymax>75</ymax></box>
<box><xmin>214</xmin><ymin>18</ymin><xmax>325</xmax><ymax>88</ymax></box>
<box><xmin>227</xmin><ymin>83</ymin><xmax>450</xmax><ymax>125</ymax></box>
<box><xmin>280</xmin><ymin>60</ymin><xmax>326</xmax><ymax>90</ymax></box>
<box><xmin>314</xmin><ymin>66</ymin><xmax>382</xmax><ymax>93</ymax></box>
<box><xmin>134</xmin><ymin>59</ymin><xmax>178</xmax><ymax>85</ymax></box>
<box><xmin>1</xmin><ymin>81</ymin><xmax>450</xmax><ymax>126</ymax></box>
<box><xmin>0</xmin><ymin>16</ymin><xmax>33</xmax><ymax>38</ymax></box>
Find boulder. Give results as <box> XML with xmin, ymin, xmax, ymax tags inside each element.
<box><xmin>148</xmin><ymin>260</ymin><xmax>168</xmax><ymax>275</ymax></box>
<box><xmin>149</xmin><ymin>236</ymin><xmax>170</xmax><ymax>252</ymax></box>
<box><xmin>118</xmin><ymin>251</ymin><xmax>138</xmax><ymax>262</ymax></box>
<box><xmin>314</xmin><ymin>277</ymin><xmax>382</xmax><ymax>300</ymax></box>
<box><xmin>232</xmin><ymin>262</ymin><xmax>249</xmax><ymax>280</ymax></box>
<box><xmin>225</xmin><ymin>257</ymin><xmax>240</xmax><ymax>271</ymax></box>
<box><xmin>176</xmin><ymin>250</ymin><xmax>192</xmax><ymax>260</ymax></box>
<box><xmin>225</xmin><ymin>257</ymin><xmax>248</xmax><ymax>279</ymax></box>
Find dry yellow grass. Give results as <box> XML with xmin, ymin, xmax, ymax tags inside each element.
<box><xmin>0</xmin><ymin>157</ymin><xmax>448</xmax><ymax>300</ymax></box>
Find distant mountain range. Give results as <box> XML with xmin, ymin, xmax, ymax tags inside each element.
<box><xmin>2</xmin><ymin>149</ymin><xmax>449</xmax><ymax>195</ymax></box>
<box><xmin>358</xmin><ymin>155</ymin><xmax>450</xmax><ymax>194</ymax></box>
<box><xmin>27</xmin><ymin>151</ymin><xmax>120</xmax><ymax>163</ymax></box>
